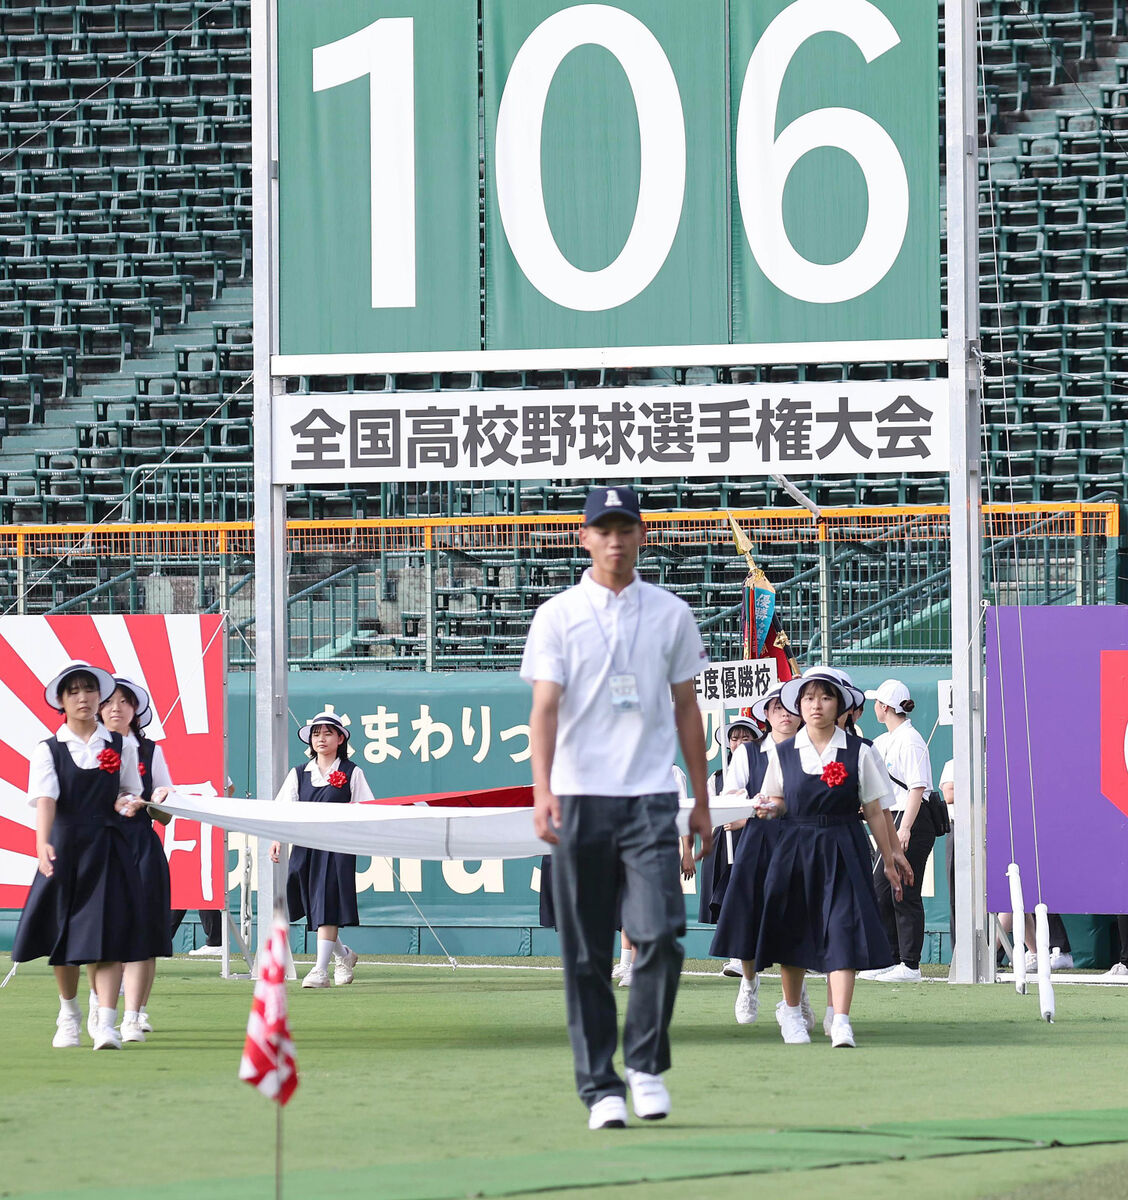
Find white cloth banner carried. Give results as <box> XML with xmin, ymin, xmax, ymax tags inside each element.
<box><xmin>274</xmin><ymin>380</ymin><xmax>949</xmax><ymax>484</ymax></box>
<box><xmin>154</xmin><ymin>792</ymin><xmax>757</xmax><ymax>861</ymax></box>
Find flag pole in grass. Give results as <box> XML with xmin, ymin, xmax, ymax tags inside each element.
<box><xmin>239</xmin><ymin>909</ymin><xmax>298</xmax><ymax>1199</ymax></box>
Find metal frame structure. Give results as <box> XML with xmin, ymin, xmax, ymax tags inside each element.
<box><xmin>251</xmin><ymin>0</ymin><xmax>985</xmax><ymax>979</ymax></box>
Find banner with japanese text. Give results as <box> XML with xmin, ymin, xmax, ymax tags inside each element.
<box><xmin>0</xmin><ymin>616</ymin><xmax>226</xmax><ymax>911</ymax></box>
<box><xmin>274</xmin><ymin>380</ymin><xmax>948</xmax><ymax>483</ymax></box>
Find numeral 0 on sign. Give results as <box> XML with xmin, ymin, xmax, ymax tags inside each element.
<box><xmin>311</xmin><ymin>0</ymin><xmax>911</xmax><ymax>314</ymax></box>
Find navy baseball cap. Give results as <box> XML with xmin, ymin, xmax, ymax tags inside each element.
<box><xmin>583</xmin><ymin>485</ymin><xmax>642</xmax><ymax>525</ymax></box>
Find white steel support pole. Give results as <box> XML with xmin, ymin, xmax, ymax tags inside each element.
<box><xmin>946</xmin><ymin>0</ymin><xmax>991</xmax><ymax>984</ymax></box>
<box><xmin>252</xmin><ymin>0</ymin><xmax>292</xmax><ymax>975</ymax></box>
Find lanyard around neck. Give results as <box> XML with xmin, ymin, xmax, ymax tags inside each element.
<box><xmin>584</xmin><ymin>584</ymin><xmax>644</xmax><ymax>676</ymax></box>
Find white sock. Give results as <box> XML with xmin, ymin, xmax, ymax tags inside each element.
<box><xmin>832</xmin><ymin>1012</ymin><xmax>852</xmax><ymax>1028</ymax></box>
<box><xmin>98</xmin><ymin>1006</ymin><xmax>117</xmax><ymax>1030</ymax></box>
<box><xmin>88</xmin><ymin>989</ymin><xmax>97</xmax><ymax>1009</ymax></box>
<box><xmin>741</xmin><ymin>972</ymin><xmax>757</xmax><ymax>987</ymax></box>
<box><xmin>315</xmin><ymin>939</ymin><xmax>334</xmax><ymax>972</ymax></box>
<box><xmin>784</xmin><ymin>1002</ymin><xmax>803</xmax><ymax>1016</ymax></box>
<box><xmin>619</xmin><ymin>946</ymin><xmax>632</xmax><ymax>967</ymax></box>
<box><xmin>333</xmin><ymin>939</ymin><xmax>350</xmax><ymax>959</ymax></box>
<box><xmin>124</xmin><ymin>1009</ymin><xmax>140</xmax><ymax>1026</ymax></box>
<box><xmin>60</xmin><ymin>996</ymin><xmax>81</xmax><ymax>1018</ymax></box>
<box><xmin>825</xmin><ymin>1005</ymin><xmax>835</xmax><ymax>1020</ymax></box>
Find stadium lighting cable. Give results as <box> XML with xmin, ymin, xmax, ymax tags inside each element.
<box><xmin>976</xmin><ymin>4</ymin><xmax>1053</xmax><ymax>1020</ymax></box>
<box><xmin>0</xmin><ymin>374</ymin><xmax>252</xmax><ymax>621</ymax></box>
<box><xmin>0</xmin><ymin>1</ymin><xmax>236</xmax><ymax>173</ymax></box>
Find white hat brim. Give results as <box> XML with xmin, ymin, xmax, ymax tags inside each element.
<box><xmin>44</xmin><ymin>662</ymin><xmax>116</xmax><ymax>711</ymax></box>
<box><xmin>750</xmin><ymin>687</ymin><xmax>786</xmax><ymax>724</ymax></box>
<box><xmin>779</xmin><ymin>672</ymin><xmax>853</xmax><ymax>717</ymax></box>
<box><xmin>108</xmin><ymin>677</ymin><xmax>150</xmax><ymax>722</ymax></box>
<box><xmin>298</xmin><ymin>712</ymin><xmax>350</xmax><ymax>744</ymax></box>
<box><xmin>715</xmin><ymin>717</ymin><xmax>760</xmax><ymax>746</ymax></box>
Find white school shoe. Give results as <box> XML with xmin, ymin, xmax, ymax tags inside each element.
<box><xmin>721</xmin><ymin>958</ymin><xmax>743</xmax><ymax>978</ymax></box>
<box><xmin>87</xmin><ymin>994</ymin><xmax>99</xmax><ymax>1041</ymax></box>
<box><xmin>188</xmin><ymin>944</ymin><xmax>222</xmax><ymax>958</ymax></box>
<box><xmin>1100</xmin><ymin>962</ymin><xmax>1128</xmax><ymax>979</ymax></box>
<box><xmin>799</xmin><ymin>983</ymin><xmax>816</xmax><ymax>1033</ymax></box>
<box><xmin>734</xmin><ymin>975</ymin><xmax>759</xmax><ymax>1025</ymax></box>
<box><xmin>588</xmin><ymin>1095</ymin><xmax>628</xmax><ymax>1130</ymax></box>
<box><xmin>1024</xmin><ymin>950</ymin><xmax>1039</xmax><ymax>973</ymax></box>
<box><xmin>611</xmin><ymin>962</ymin><xmax>626</xmax><ymax>980</ymax></box>
<box><xmin>1049</xmin><ymin>948</ymin><xmax>1074</xmax><ymax>971</ymax></box>
<box><xmin>301</xmin><ymin>965</ymin><xmax>331</xmax><ymax>989</ymax></box>
<box><xmin>625</xmin><ymin>1068</ymin><xmax>670</xmax><ymax>1120</ymax></box>
<box><xmin>53</xmin><ymin>1013</ymin><xmax>81</xmax><ymax>1048</ymax></box>
<box><xmin>856</xmin><ymin>968</ymin><xmax>885</xmax><ymax>981</ymax></box>
<box><xmin>334</xmin><ymin>948</ymin><xmax>358</xmax><ymax>986</ymax></box>
<box><xmin>138</xmin><ymin>1011</ymin><xmax>154</xmax><ymax>1033</ymax></box>
<box><xmin>120</xmin><ymin>1016</ymin><xmax>146</xmax><ymax>1044</ymax></box>
<box><xmin>873</xmin><ymin>963</ymin><xmax>922</xmax><ymax>983</ymax></box>
<box><xmin>823</xmin><ymin>1006</ymin><xmax>835</xmax><ymax>1038</ymax></box>
<box><xmin>93</xmin><ymin>1024</ymin><xmax>122</xmax><ymax>1050</ymax></box>
<box><xmin>776</xmin><ymin>1003</ymin><xmax>811</xmax><ymax>1045</ymax></box>
<box><xmin>830</xmin><ymin>1017</ymin><xmax>856</xmax><ymax>1048</ymax></box>
<box><xmin>617</xmin><ymin>964</ymin><xmax>633</xmax><ymax>988</ymax></box>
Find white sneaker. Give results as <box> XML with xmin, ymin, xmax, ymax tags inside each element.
<box><xmin>1100</xmin><ymin>962</ymin><xmax>1128</xmax><ymax>978</ymax></box>
<box><xmin>830</xmin><ymin>1017</ymin><xmax>856</xmax><ymax>1048</ymax></box>
<box><xmin>873</xmin><ymin>963</ymin><xmax>923</xmax><ymax>983</ymax></box>
<box><xmin>799</xmin><ymin>983</ymin><xmax>816</xmax><ymax>1033</ymax></box>
<box><xmin>53</xmin><ymin>1013</ymin><xmax>81</xmax><ymax>1048</ymax></box>
<box><xmin>721</xmin><ymin>958</ymin><xmax>743</xmax><ymax>978</ymax></box>
<box><xmin>334</xmin><ymin>947</ymin><xmax>358</xmax><ymax>986</ymax></box>
<box><xmin>611</xmin><ymin>961</ymin><xmax>627</xmax><ymax>980</ymax></box>
<box><xmin>823</xmin><ymin>1006</ymin><xmax>835</xmax><ymax>1038</ymax></box>
<box><xmin>120</xmin><ymin>1016</ymin><xmax>146</xmax><ymax>1044</ymax></box>
<box><xmin>734</xmin><ymin>975</ymin><xmax>759</xmax><ymax>1025</ymax></box>
<box><xmin>856</xmin><ymin>968</ymin><xmax>885</xmax><ymax>981</ymax></box>
<box><xmin>617</xmin><ymin>964</ymin><xmax>633</xmax><ymax>988</ymax></box>
<box><xmin>93</xmin><ymin>1024</ymin><xmax>122</xmax><ymax>1050</ymax></box>
<box><xmin>1049</xmin><ymin>948</ymin><xmax>1074</xmax><ymax>971</ymax></box>
<box><xmin>625</xmin><ymin>1068</ymin><xmax>670</xmax><ymax>1120</ymax></box>
<box><xmin>1024</xmin><ymin>950</ymin><xmax>1038</xmax><ymax>973</ymax></box>
<box><xmin>776</xmin><ymin>1003</ymin><xmax>811</xmax><ymax>1044</ymax></box>
<box><xmin>188</xmin><ymin>944</ymin><xmax>222</xmax><ymax>957</ymax></box>
<box><xmin>588</xmin><ymin>1095</ymin><xmax>628</xmax><ymax>1130</ymax></box>
<box><xmin>301</xmin><ymin>965</ymin><xmax>330</xmax><ymax>989</ymax></box>
<box><xmin>87</xmin><ymin>993</ymin><xmax>99</xmax><ymax>1041</ymax></box>
<box><xmin>138</xmin><ymin>1011</ymin><xmax>153</xmax><ymax>1033</ymax></box>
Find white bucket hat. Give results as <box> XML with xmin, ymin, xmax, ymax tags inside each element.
<box><xmin>780</xmin><ymin>667</ymin><xmax>854</xmax><ymax>717</ymax></box>
<box><xmin>298</xmin><ymin>711</ymin><xmax>350</xmax><ymax>744</ymax></box>
<box><xmin>825</xmin><ymin>667</ymin><xmax>866</xmax><ymax>711</ymax></box>
<box><xmin>107</xmin><ymin>676</ymin><xmax>151</xmax><ymax>727</ymax></box>
<box><xmin>44</xmin><ymin>661</ymin><xmax>116</xmax><ymax>711</ymax></box>
<box><xmin>864</xmin><ymin>679</ymin><xmax>911</xmax><ymax>714</ymax></box>
<box><xmin>715</xmin><ymin>715</ymin><xmax>760</xmax><ymax>747</ymax></box>
<box><xmin>750</xmin><ymin>685</ymin><xmax>786</xmax><ymax>725</ymax></box>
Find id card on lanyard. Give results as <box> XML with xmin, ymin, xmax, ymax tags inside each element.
<box><xmin>585</xmin><ymin>586</ymin><xmax>644</xmax><ymax>714</ymax></box>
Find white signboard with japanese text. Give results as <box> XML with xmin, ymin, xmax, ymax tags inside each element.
<box><xmin>694</xmin><ymin>658</ymin><xmax>779</xmax><ymax>711</ymax></box>
<box><xmin>273</xmin><ymin>380</ymin><xmax>948</xmax><ymax>483</ymax></box>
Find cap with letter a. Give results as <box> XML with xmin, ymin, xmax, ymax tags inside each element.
<box><xmin>582</xmin><ymin>485</ymin><xmax>642</xmax><ymax>526</ymax></box>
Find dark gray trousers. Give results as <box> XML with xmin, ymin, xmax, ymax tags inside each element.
<box><xmin>551</xmin><ymin>792</ymin><xmax>686</xmax><ymax>1108</ymax></box>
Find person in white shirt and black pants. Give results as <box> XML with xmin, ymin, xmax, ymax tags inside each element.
<box><xmin>523</xmin><ymin>486</ymin><xmax>712</xmax><ymax>1132</ymax></box>
<box><xmin>865</xmin><ymin>679</ymin><xmax>935</xmax><ymax>983</ymax></box>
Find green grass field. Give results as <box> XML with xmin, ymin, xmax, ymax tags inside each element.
<box><xmin>2</xmin><ymin>958</ymin><xmax>1126</xmax><ymax>1200</ymax></box>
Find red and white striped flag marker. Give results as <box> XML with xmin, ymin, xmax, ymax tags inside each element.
<box><xmin>239</xmin><ymin>914</ymin><xmax>298</xmax><ymax>1197</ymax></box>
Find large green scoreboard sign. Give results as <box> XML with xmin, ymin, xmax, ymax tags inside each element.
<box><xmin>272</xmin><ymin>0</ymin><xmax>940</xmax><ymax>370</ymax></box>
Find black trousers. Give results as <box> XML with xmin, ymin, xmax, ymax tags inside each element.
<box><xmin>873</xmin><ymin>812</ymin><xmax>936</xmax><ymax>970</ymax></box>
<box><xmin>169</xmin><ymin>908</ymin><xmax>222</xmax><ymax>945</ymax></box>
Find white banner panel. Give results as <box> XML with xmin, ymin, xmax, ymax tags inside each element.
<box><xmin>694</xmin><ymin>659</ymin><xmax>778</xmax><ymax>710</ymax></box>
<box><xmin>273</xmin><ymin>380</ymin><xmax>949</xmax><ymax>483</ymax></box>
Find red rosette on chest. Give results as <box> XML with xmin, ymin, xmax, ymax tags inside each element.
<box><xmin>138</xmin><ymin>761</ymin><xmax>146</xmax><ymax>777</ymax></box>
<box><xmin>820</xmin><ymin>760</ymin><xmax>847</xmax><ymax>787</ymax></box>
<box><xmin>98</xmin><ymin>747</ymin><xmax>122</xmax><ymax>774</ymax></box>
<box><xmin>327</xmin><ymin>769</ymin><xmax>347</xmax><ymax>790</ymax></box>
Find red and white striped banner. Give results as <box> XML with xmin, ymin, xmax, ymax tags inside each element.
<box><xmin>239</xmin><ymin>917</ymin><xmax>298</xmax><ymax>1105</ymax></box>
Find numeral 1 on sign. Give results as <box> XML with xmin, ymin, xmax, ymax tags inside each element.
<box><xmin>312</xmin><ymin>18</ymin><xmax>416</xmax><ymax>309</ymax></box>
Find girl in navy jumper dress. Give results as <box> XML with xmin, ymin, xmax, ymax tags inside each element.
<box><xmin>710</xmin><ymin>687</ymin><xmax>808</xmax><ymax>1027</ymax></box>
<box><xmin>94</xmin><ymin>677</ymin><xmax>173</xmax><ymax>1044</ymax></box>
<box><xmin>12</xmin><ymin>661</ymin><xmax>147</xmax><ymax>1050</ymax></box>
<box><xmin>754</xmin><ymin>670</ymin><xmax>907</xmax><ymax>1048</ymax></box>
<box><xmin>269</xmin><ymin>711</ymin><xmax>375</xmax><ymax>988</ymax></box>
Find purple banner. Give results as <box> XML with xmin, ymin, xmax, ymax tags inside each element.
<box><xmin>986</xmin><ymin>606</ymin><xmax>1128</xmax><ymax>913</ymax></box>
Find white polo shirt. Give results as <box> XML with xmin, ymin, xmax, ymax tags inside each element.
<box><xmin>27</xmin><ymin>723</ymin><xmax>143</xmax><ymax>802</ymax></box>
<box><xmin>873</xmin><ymin>719</ymin><xmax>933</xmax><ymax>812</ymax></box>
<box><xmin>758</xmin><ymin>726</ymin><xmax>894</xmax><ymax>808</ymax></box>
<box><xmin>520</xmin><ymin>568</ymin><xmax>707</xmax><ymax>796</ymax></box>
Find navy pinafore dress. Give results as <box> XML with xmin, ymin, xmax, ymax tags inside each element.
<box><xmin>286</xmin><ymin>759</ymin><xmax>359</xmax><ymax>931</ymax></box>
<box><xmin>696</xmin><ymin>769</ymin><xmax>736</xmax><ymax>924</ymax></box>
<box><xmin>754</xmin><ymin>734</ymin><xmax>892</xmax><ymax>974</ymax></box>
<box><xmin>119</xmin><ymin>738</ymin><xmax>173</xmax><ymax>959</ymax></box>
<box><xmin>708</xmin><ymin>742</ymin><xmax>781</xmax><ymax>957</ymax></box>
<box><xmin>13</xmin><ymin>731</ymin><xmax>148</xmax><ymax>965</ymax></box>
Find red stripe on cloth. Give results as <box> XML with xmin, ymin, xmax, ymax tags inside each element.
<box><xmin>363</xmin><ymin>784</ymin><xmax>533</xmax><ymax>809</ymax></box>
<box><xmin>0</xmin><ymin>815</ymin><xmax>35</xmax><ymax>857</ymax></box>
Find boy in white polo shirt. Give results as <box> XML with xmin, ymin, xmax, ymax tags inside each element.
<box><xmin>522</xmin><ymin>485</ymin><xmax>712</xmax><ymax>1131</ymax></box>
